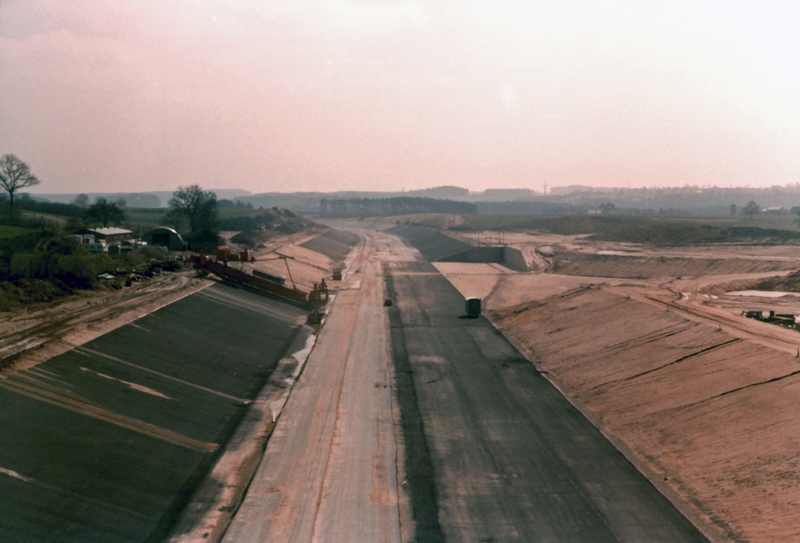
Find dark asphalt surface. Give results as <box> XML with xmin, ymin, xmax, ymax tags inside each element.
<box><xmin>0</xmin><ymin>282</ymin><xmax>307</xmax><ymax>542</ymax></box>
<box><xmin>386</xmin><ymin>259</ymin><xmax>709</xmax><ymax>543</ymax></box>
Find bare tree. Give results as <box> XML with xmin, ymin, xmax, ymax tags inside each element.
<box><xmin>85</xmin><ymin>197</ymin><xmax>126</xmax><ymax>227</ymax></box>
<box><xmin>743</xmin><ymin>200</ymin><xmax>760</xmax><ymax>220</ymax></box>
<box><xmin>0</xmin><ymin>154</ymin><xmax>40</xmax><ymax>218</ymax></box>
<box><xmin>168</xmin><ymin>185</ymin><xmax>218</xmax><ymax>234</ymax></box>
<box><xmin>72</xmin><ymin>193</ymin><xmax>90</xmax><ymax>207</ymax></box>
<box><xmin>163</xmin><ymin>206</ymin><xmax>184</xmax><ymax>231</ymax></box>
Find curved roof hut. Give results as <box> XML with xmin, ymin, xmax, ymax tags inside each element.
<box><xmin>142</xmin><ymin>227</ymin><xmax>185</xmax><ymax>251</ymax></box>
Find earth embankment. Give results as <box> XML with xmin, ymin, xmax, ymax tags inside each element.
<box><xmin>388</xmin><ymin>225</ymin><xmax>527</xmax><ymax>270</ymax></box>
<box><xmin>300</xmin><ymin>229</ymin><xmax>362</xmax><ymax>261</ymax></box>
<box><xmin>552</xmin><ymin>251</ymin><xmax>795</xmax><ymax>279</ymax></box>
<box><xmin>491</xmin><ymin>286</ymin><xmax>800</xmax><ymax>543</ymax></box>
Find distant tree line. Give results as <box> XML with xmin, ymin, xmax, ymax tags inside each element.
<box><xmin>6</xmin><ymin>193</ymin><xmax>84</xmax><ymax>218</ymax></box>
<box><xmin>217</xmin><ymin>199</ymin><xmax>254</xmax><ymax>210</ymax></box>
<box><xmin>0</xmin><ymin>192</ymin><xmax>128</xmax><ymax>228</ymax></box>
<box><xmin>319</xmin><ymin>197</ymin><xmax>477</xmax><ymax>217</ymax></box>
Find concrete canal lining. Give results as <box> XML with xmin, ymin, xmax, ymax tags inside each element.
<box><xmin>388</xmin><ymin>225</ymin><xmax>528</xmax><ymax>271</ymax></box>
<box><xmin>0</xmin><ymin>282</ymin><xmax>309</xmax><ymax>542</ymax></box>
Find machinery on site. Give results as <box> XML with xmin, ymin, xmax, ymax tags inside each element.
<box><xmin>742</xmin><ymin>309</ymin><xmax>799</xmax><ymax>329</ymax></box>
<box><xmin>188</xmin><ymin>249</ymin><xmax>329</xmax><ymax>319</ymax></box>
<box><xmin>215</xmin><ymin>246</ymin><xmax>254</xmax><ymax>263</ymax></box>
<box><xmin>252</xmin><ymin>269</ymin><xmax>286</xmax><ymax>285</ymax></box>
<box><xmin>465</xmin><ymin>297</ymin><xmax>481</xmax><ymax>318</ymax></box>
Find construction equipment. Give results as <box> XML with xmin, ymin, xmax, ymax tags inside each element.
<box><xmin>254</xmin><ymin>252</ymin><xmax>297</xmax><ymax>289</ymax></box>
<box><xmin>189</xmin><ymin>249</ymin><xmax>328</xmax><ymax>312</ymax></box>
<box><xmin>465</xmin><ymin>297</ymin><xmax>481</xmax><ymax>318</ymax></box>
<box><xmin>252</xmin><ymin>269</ymin><xmax>286</xmax><ymax>285</ymax></box>
<box><xmin>742</xmin><ymin>309</ymin><xmax>799</xmax><ymax>329</ymax></box>
<box><xmin>215</xmin><ymin>246</ymin><xmax>254</xmax><ymax>263</ymax></box>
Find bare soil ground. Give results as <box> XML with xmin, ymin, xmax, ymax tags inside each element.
<box><xmin>435</xmin><ymin>231</ymin><xmax>800</xmax><ymax>543</ymax></box>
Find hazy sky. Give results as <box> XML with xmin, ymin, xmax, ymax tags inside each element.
<box><xmin>1</xmin><ymin>1</ymin><xmax>799</xmax><ymax>195</ymax></box>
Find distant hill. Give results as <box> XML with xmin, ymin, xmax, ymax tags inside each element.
<box><xmin>25</xmin><ymin>184</ymin><xmax>800</xmax><ymax>217</ymax></box>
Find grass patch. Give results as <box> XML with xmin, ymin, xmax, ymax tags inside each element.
<box><xmin>0</xmin><ymin>225</ymin><xmax>34</xmax><ymax>238</ymax></box>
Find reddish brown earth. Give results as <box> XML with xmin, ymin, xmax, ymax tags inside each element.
<box><xmin>434</xmin><ymin>231</ymin><xmax>800</xmax><ymax>543</ymax></box>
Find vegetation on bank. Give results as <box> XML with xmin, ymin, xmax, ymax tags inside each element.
<box><xmin>449</xmin><ymin>215</ymin><xmax>800</xmax><ymax>245</ymax></box>
<box><xmin>0</xmin><ymin>229</ymin><xmax>169</xmax><ymax>311</ymax></box>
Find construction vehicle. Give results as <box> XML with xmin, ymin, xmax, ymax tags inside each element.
<box><xmin>465</xmin><ymin>297</ymin><xmax>481</xmax><ymax>318</ymax></box>
<box><xmin>742</xmin><ymin>309</ymin><xmax>799</xmax><ymax>329</ymax></box>
<box><xmin>332</xmin><ymin>267</ymin><xmax>343</xmax><ymax>281</ymax></box>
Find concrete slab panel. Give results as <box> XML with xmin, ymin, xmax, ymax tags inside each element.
<box><xmin>0</xmin><ymin>283</ymin><xmax>307</xmax><ymax>542</ymax></box>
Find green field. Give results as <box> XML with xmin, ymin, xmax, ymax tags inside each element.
<box><xmin>698</xmin><ymin>214</ymin><xmax>800</xmax><ymax>232</ymax></box>
<box><xmin>121</xmin><ymin>208</ymin><xmax>167</xmax><ymax>225</ymax></box>
<box><xmin>0</xmin><ymin>225</ymin><xmax>34</xmax><ymax>238</ymax></box>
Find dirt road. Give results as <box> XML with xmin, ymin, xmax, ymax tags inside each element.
<box><xmin>223</xmin><ymin>232</ymin><xmax>403</xmax><ymax>543</ymax></box>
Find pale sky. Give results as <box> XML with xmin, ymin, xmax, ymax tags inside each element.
<box><xmin>1</xmin><ymin>1</ymin><xmax>799</xmax><ymax>195</ymax></box>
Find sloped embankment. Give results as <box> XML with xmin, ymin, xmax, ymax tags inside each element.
<box><xmin>387</xmin><ymin>224</ymin><xmax>473</xmax><ymax>261</ymax></box>
<box><xmin>388</xmin><ymin>225</ymin><xmax>527</xmax><ymax>271</ymax></box>
<box><xmin>758</xmin><ymin>267</ymin><xmax>800</xmax><ymax>292</ymax></box>
<box><xmin>491</xmin><ymin>287</ymin><xmax>800</xmax><ymax>543</ymax></box>
<box><xmin>300</xmin><ymin>229</ymin><xmax>362</xmax><ymax>261</ymax></box>
<box><xmin>552</xmin><ymin>251</ymin><xmax>795</xmax><ymax>279</ymax></box>
<box><xmin>0</xmin><ymin>284</ymin><xmax>309</xmax><ymax>541</ymax></box>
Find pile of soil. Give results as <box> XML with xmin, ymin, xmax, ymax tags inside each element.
<box><xmin>0</xmin><ymin>278</ymin><xmax>94</xmax><ymax>312</ymax></box>
<box><xmin>757</xmin><ymin>267</ymin><xmax>800</xmax><ymax>292</ymax></box>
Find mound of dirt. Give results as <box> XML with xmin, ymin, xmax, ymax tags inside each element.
<box><xmin>757</xmin><ymin>267</ymin><xmax>800</xmax><ymax>292</ymax></box>
<box><xmin>0</xmin><ymin>279</ymin><xmax>68</xmax><ymax>311</ymax></box>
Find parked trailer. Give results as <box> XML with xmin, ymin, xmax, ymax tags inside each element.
<box><xmin>465</xmin><ymin>297</ymin><xmax>481</xmax><ymax>318</ymax></box>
